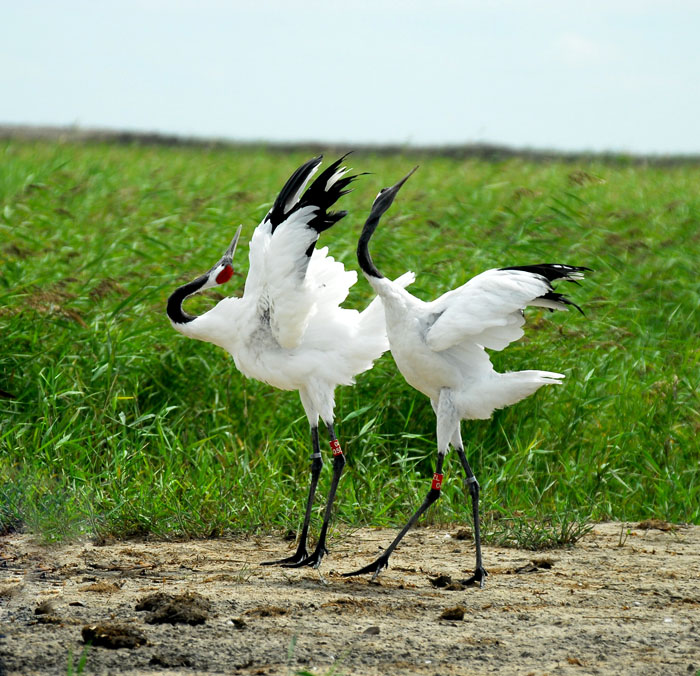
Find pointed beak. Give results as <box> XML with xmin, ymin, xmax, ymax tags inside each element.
<box><xmin>222</xmin><ymin>225</ymin><xmax>242</xmax><ymax>263</ymax></box>
<box><xmin>371</xmin><ymin>166</ymin><xmax>419</xmax><ymax>219</ymax></box>
<box><xmin>388</xmin><ymin>166</ymin><xmax>419</xmax><ymax>193</ymax></box>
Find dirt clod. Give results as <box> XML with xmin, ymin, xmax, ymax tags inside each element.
<box><xmin>0</xmin><ymin>584</ymin><xmax>22</xmax><ymax>599</ymax></box>
<box><xmin>135</xmin><ymin>591</ymin><xmax>171</xmax><ymax>612</ymax></box>
<box><xmin>429</xmin><ymin>574</ymin><xmax>452</xmax><ymax>588</ymax></box>
<box><xmin>637</xmin><ymin>519</ymin><xmax>675</xmax><ymax>531</ymax></box>
<box><xmin>136</xmin><ymin>591</ymin><xmax>211</xmax><ymax>625</ymax></box>
<box><xmin>440</xmin><ymin>605</ymin><xmax>466</xmax><ymax>621</ymax></box>
<box><xmin>453</xmin><ymin>528</ymin><xmax>472</xmax><ymax>540</ymax></box>
<box><xmin>513</xmin><ymin>558</ymin><xmax>554</xmax><ymax>574</ymax></box>
<box><xmin>532</xmin><ymin>557</ymin><xmax>554</xmax><ymax>569</ymax></box>
<box><xmin>34</xmin><ymin>599</ymin><xmax>54</xmax><ymax>614</ymax></box>
<box><xmin>149</xmin><ymin>653</ymin><xmax>194</xmax><ymax>668</ymax></box>
<box><xmin>82</xmin><ymin>622</ymin><xmax>147</xmax><ymax>649</ymax></box>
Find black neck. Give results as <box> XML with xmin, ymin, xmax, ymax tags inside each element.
<box><xmin>357</xmin><ymin>215</ymin><xmax>383</xmax><ymax>279</ymax></box>
<box><xmin>166</xmin><ymin>274</ymin><xmax>208</xmax><ymax>324</ymax></box>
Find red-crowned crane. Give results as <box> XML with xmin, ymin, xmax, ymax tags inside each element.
<box><xmin>347</xmin><ymin>168</ymin><xmax>590</xmax><ymax>586</ymax></box>
<box><xmin>166</xmin><ymin>156</ymin><xmax>412</xmax><ymax>570</ymax></box>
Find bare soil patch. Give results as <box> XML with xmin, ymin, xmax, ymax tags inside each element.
<box><xmin>1</xmin><ymin>522</ymin><xmax>698</xmax><ymax>675</ymax></box>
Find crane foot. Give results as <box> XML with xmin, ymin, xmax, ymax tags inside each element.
<box><xmin>282</xmin><ymin>544</ymin><xmax>328</xmax><ymax>569</ymax></box>
<box><xmin>261</xmin><ymin>547</ymin><xmax>309</xmax><ymax>566</ymax></box>
<box><xmin>342</xmin><ymin>554</ymin><xmax>390</xmax><ymax>578</ymax></box>
<box><xmin>460</xmin><ymin>566</ymin><xmax>488</xmax><ymax>588</ymax></box>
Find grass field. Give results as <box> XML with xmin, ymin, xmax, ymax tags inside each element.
<box><xmin>1</xmin><ymin>140</ymin><xmax>698</xmax><ymax>544</ymax></box>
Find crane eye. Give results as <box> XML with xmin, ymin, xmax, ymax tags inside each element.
<box><xmin>215</xmin><ymin>265</ymin><xmax>234</xmax><ymax>284</ymax></box>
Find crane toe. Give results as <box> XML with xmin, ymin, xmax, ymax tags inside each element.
<box><xmin>342</xmin><ymin>554</ymin><xmax>391</xmax><ymax>578</ymax></box>
<box><xmin>261</xmin><ymin>549</ymin><xmax>309</xmax><ymax>567</ymax></box>
<box><xmin>282</xmin><ymin>545</ymin><xmax>328</xmax><ymax>569</ymax></box>
<box><xmin>460</xmin><ymin>566</ymin><xmax>488</xmax><ymax>588</ymax></box>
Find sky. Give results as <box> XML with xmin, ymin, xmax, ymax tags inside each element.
<box><xmin>2</xmin><ymin>0</ymin><xmax>699</xmax><ymax>154</ymax></box>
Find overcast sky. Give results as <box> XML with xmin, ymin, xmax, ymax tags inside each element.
<box><xmin>3</xmin><ymin>0</ymin><xmax>698</xmax><ymax>154</ymax></box>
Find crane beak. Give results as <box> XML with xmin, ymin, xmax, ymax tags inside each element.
<box><xmin>371</xmin><ymin>166</ymin><xmax>419</xmax><ymax>219</ymax></box>
<box><xmin>222</xmin><ymin>225</ymin><xmax>242</xmax><ymax>263</ymax></box>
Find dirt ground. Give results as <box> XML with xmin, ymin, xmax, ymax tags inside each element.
<box><xmin>1</xmin><ymin>522</ymin><xmax>698</xmax><ymax>676</ymax></box>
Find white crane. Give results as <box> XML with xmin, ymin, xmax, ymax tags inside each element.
<box><xmin>347</xmin><ymin>168</ymin><xmax>589</xmax><ymax>586</ymax></box>
<box><xmin>166</xmin><ymin>155</ymin><xmax>411</xmax><ymax>570</ymax></box>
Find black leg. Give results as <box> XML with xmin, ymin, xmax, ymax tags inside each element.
<box><xmin>262</xmin><ymin>425</ymin><xmax>323</xmax><ymax>566</ymax></box>
<box><xmin>286</xmin><ymin>423</ymin><xmax>346</xmax><ymax>569</ymax></box>
<box><xmin>343</xmin><ymin>454</ymin><xmax>446</xmax><ymax>578</ymax></box>
<box><xmin>455</xmin><ymin>446</ymin><xmax>487</xmax><ymax>587</ymax></box>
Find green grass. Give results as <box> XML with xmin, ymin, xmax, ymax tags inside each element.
<box><xmin>1</xmin><ymin>140</ymin><xmax>698</xmax><ymax>546</ymax></box>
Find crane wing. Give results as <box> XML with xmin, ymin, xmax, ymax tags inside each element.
<box><xmin>425</xmin><ymin>265</ymin><xmax>587</xmax><ymax>352</ymax></box>
<box><xmin>243</xmin><ymin>156</ymin><xmax>359</xmax><ymax>349</ymax></box>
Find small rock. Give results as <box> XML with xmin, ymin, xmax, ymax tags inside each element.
<box><xmin>363</xmin><ymin>626</ymin><xmax>380</xmax><ymax>635</ymax></box>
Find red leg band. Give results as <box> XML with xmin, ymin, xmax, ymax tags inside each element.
<box><xmin>431</xmin><ymin>473</ymin><xmax>443</xmax><ymax>490</ymax></box>
<box><xmin>330</xmin><ymin>439</ymin><xmax>343</xmax><ymax>456</ymax></box>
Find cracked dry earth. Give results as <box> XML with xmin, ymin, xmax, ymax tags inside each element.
<box><xmin>1</xmin><ymin>522</ymin><xmax>699</xmax><ymax>675</ymax></box>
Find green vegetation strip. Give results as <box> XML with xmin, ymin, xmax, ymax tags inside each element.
<box><xmin>1</xmin><ymin>140</ymin><xmax>698</xmax><ymax>545</ymax></box>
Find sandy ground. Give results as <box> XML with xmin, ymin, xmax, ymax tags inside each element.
<box><xmin>1</xmin><ymin>522</ymin><xmax>698</xmax><ymax>676</ymax></box>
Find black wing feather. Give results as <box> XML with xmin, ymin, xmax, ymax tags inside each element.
<box><xmin>500</xmin><ymin>263</ymin><xmax>591</xmax><ymax>315</ymax></box>
<box><xmin>297</xmin><ymin>153</ymin><xmax>360</xmax><ymax>234</ymax></box>
<box><xmin>265</xmin><ymin>155</ymin><xmax>323</xmax><ymax>230</ymax></box>
<box><xmin>500</xmin><ymin>263</ymin><xmax>592</xmax><ymax>282</ymax></box>
<box><xmin>265</xmin><ymin>154</ymin><xmax>361</xmax><ymax>256</ymax></box>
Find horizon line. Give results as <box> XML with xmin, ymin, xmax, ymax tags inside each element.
<box><xmin>3</xmin><ymin>123</ymin><xmax>700</xmax><ymax>166</ymax></box>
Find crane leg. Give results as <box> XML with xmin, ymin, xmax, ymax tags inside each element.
<box><xmin>286</xmin><ymin>423</ymin><xmax>346</xmax><ymax>569</ymax></box>
<box><xmin>454</xmin><ymin>446</ymin><xmax>488</xmax><ymax>588</ymax></box>
<box><xmin>342</xmin><ymin>453</ymin><xmax>445</xmax><ymax>578</ymax></box>
<box><xmin>262</xmin><ymin>425</ymin><xmax>323</xmax><ymax>566</ymax></box>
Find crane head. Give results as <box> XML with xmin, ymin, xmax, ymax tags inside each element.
<box><xmin>201</xmin><ymin>225</ymin><xmax>242</xmax><ymax>290</ymax></box>
<box><xmin>358</xmin><ymin>167</ymin><xmax>419</xmax><ymax>279</ymax></box>
<box><xmin>370</xmin><ymin>166</ymin><xmax>418</xmax><ymax>220</ymax></box>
